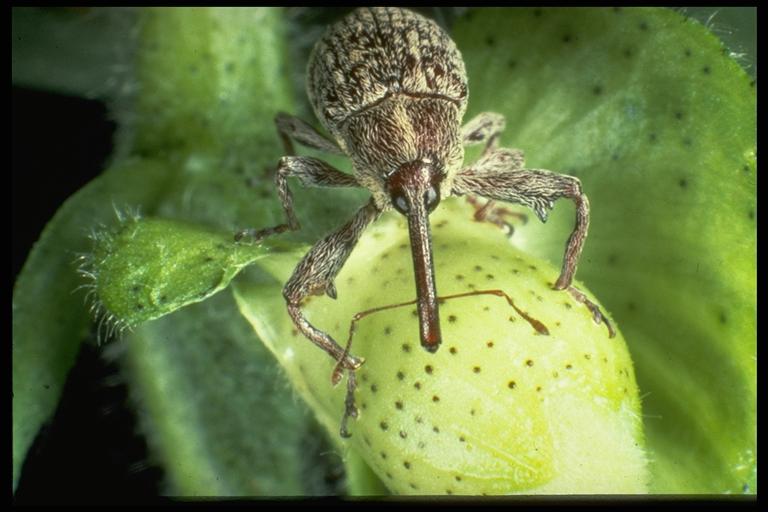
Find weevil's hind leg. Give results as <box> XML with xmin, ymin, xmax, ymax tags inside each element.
<box><xmin>275</xmin><ymin>112</ymin><xmax>344</xmax><ymax>156</ymax></box>
<box><xmin>235</xmin><ymin>156</ymin><xmax>360</xmax><ymax>242</ymax></box>
<box><xmin>461</xmin><ymin>113</ymin><xmax>528</xmax><ymax>235</ymax></box>
<box><xmin>452</xmin><ymin>153</ymin><xmax>614</xmax><ymax>337</ymax></box>
<box><xmin>283</xmin><ymin>199</ymin><xmax>381</xmax><ymax>433</ymax></box>
<box><xmin>461</xmin><ymin>111</ymin><xmax>507</xmax><ymax>156</ymax></box>
<box><xmin>466</xmin><ymin>195</ymin><xmax>529</xmax><ymax>237</ymax></box>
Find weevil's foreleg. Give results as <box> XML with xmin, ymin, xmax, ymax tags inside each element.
<box><xmin>275</xmin><ymin>112</ymin><xmax>344</xmax><ymax>156</ymax></box>
<box><xmin>235</xmin><ymin>156</ymin><xmax>359</xmax><ymax>242</ymax></box>
<box><xmin>285</xmin><ymin>199</ymin><xmax>380</xmax><ymax>436</ymax></box>
<box><xmin>284</xmin><ymin>198</ymin><xmax>380</xmax><ymax>389</ymax></box>
<box><xmin>452</xmin><ymin>155</ymin><xmax>614</xmax><ymax>338</ymax></box>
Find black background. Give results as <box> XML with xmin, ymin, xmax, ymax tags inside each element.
<box><xmin>12</xmin><ymin>86</ymin><xmax>164</xmax><ymax>502</ymax></box>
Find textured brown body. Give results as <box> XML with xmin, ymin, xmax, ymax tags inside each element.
<box><xmin>307</xmin><ymin>7</ymin><xmax>468</xmax><ymax>208</ymax></box>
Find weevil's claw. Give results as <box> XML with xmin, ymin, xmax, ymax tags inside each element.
<box><xmin>331</xmin><ymin>366</ymin><xmax>344</xmax><ymax>386</ymax></box>
<box><xmin>233</xmin><ymin>229</ymin><xmax>264</xmax><ymax>245</ymax></box>
<box><xmin>565</xmin><ymin>285</ymin><xmax>616</xmax><ymax>338</ymax></box>
<box><xmin>338</xmin><ymin>367</ymin><xmax>359</xmax><ymax>438</ymax></box>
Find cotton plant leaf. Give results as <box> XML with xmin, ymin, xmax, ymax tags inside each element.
<box><xmin>12</xmin><ymin>157</ymin><xmax>174</xmax><ymax>489</ymax></box>
<box><xmin>451</xmin><ymin>7</ymin><xmax>755</xmax><ymax>493</ymax></box>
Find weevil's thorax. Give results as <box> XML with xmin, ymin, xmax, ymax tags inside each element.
<box><xmin>343</xmin><ymin>95</ymin><xmax>465</xmax><ymax>208</ymax></box>
<box><xmin>307</xmin><ymin>7</ymin><xmax>468</xmax><ymax>209</ymax></box>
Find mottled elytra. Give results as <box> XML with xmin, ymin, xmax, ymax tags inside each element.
<box><xmin>236</xmin><ymin>7</ymin><xmax>612</xmax><ymax>436</ymax></box>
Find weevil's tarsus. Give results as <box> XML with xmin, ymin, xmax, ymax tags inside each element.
<box><xmin>339</xmin><ymin>370</ymin><xmax>359</xmax><ymax>438</ymax></box>
<box><xmin>566</xmin><ymin>285</ymin><xmax>616</xmax><ymax>338</ymax></box>
<box><xmin>290</xmin><ymin>301</ymin><xmax>365</xmax><ymax>377</ymax></box>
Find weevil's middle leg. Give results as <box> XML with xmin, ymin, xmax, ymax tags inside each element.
<box><xmin>461</xmin><ymin>113</ymin><xmax>529</xmax><ymax>233</ymax></box>
<box><xmin>461</xmin><ymin>111</ymin><xmax>507</xmax><ymax>156</ymax></box>
<box><xmin>460</xmin><ymin>113</ymin><xmax>506</xmax><ymax>217</ymax></box>
<box><xmin>466</xmin><ymin>195</ymin><xmax>529</xmax><ymax>237</ymax></box>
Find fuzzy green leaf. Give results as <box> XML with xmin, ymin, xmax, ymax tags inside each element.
<box><xmin>69</xmin><ymin>7</ymin><xmax>355</xmax><ymax>495</ymax></box>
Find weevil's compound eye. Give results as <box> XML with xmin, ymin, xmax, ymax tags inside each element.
<box><xmin>424</xmin><ymin>185</ymin><xmax>440</xmax><ymax>213</ymax></box>
<box><xmin>392</xmin><ymin>191</ymin><xmax>410</xmax><ymax>215</ymax></box>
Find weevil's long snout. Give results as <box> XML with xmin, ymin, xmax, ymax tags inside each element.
<box><xmin>386</xmin><ymin>160</ymin><xmax>443</xmax><ymax>352</ymax></box>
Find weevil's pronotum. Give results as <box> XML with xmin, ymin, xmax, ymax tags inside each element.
<box><xmin>237</xmin><ymin>7</ymin><xmax>614</xmax><ymax>435</ymax></box>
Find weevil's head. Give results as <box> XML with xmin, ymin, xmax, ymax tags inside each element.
<box><xmin>385</xmin><ymin>158</ymin><xmax>443</xmax><ymax>220</ymax></box>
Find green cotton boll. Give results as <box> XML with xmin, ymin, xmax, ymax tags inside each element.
<box><xmin>235</xmin><ymin>198</ymin><xmax>648</xmax><ymax>495</ymax></box>
<box><xmin>85</xmin><ymin>215</ymin><xmax>269</xmax><ymax>333</ymax></box>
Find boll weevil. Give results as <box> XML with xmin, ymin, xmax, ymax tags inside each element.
<box><xmin>237</xmin><ymin>7</ymin><xmax>613</xmax><ymax>436</ymax></box>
